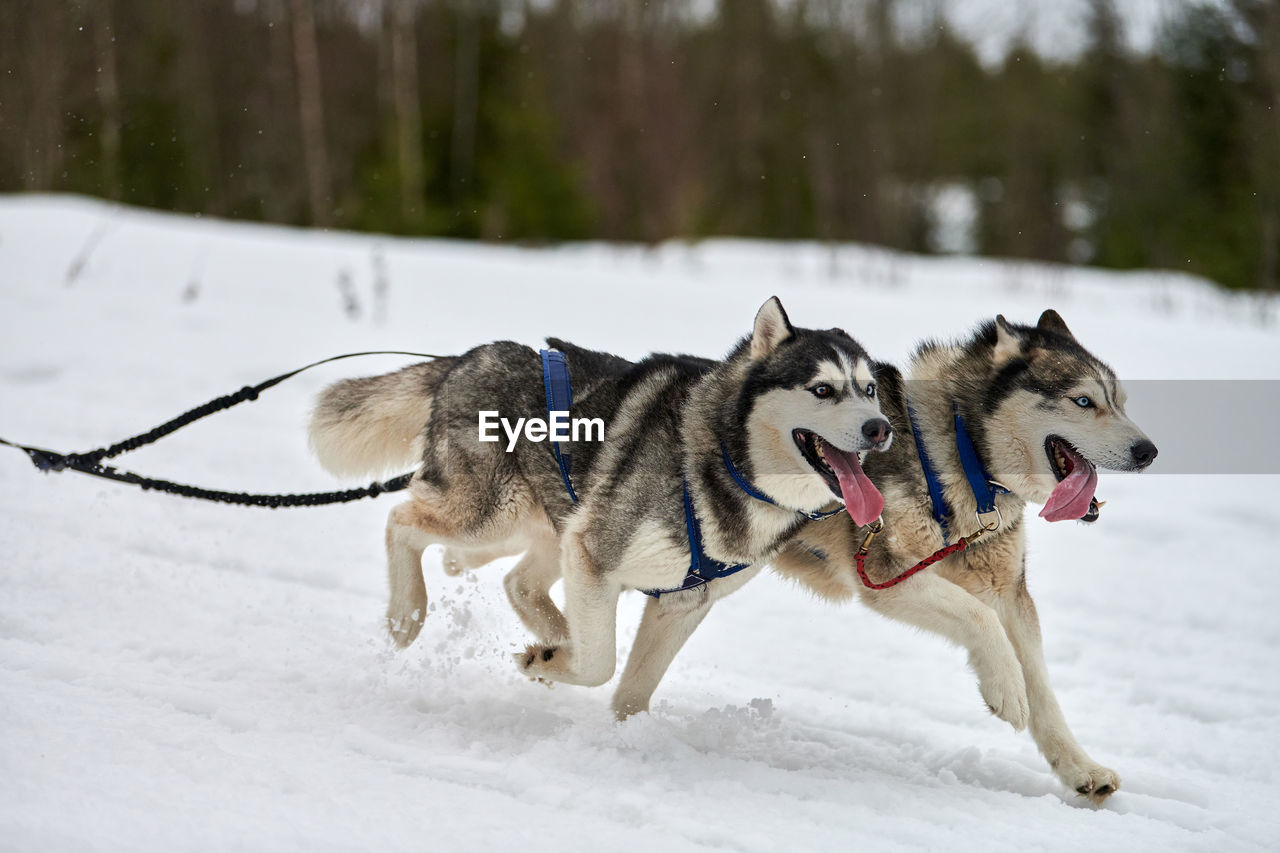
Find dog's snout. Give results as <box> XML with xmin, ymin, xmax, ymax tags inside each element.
<box><xmin>862</xmin><ymin>418</ymin><xmax>892</xmax><ymax>445</ymax></box>
<box><xmin>1130</xmin><ymin>439</ymin><xmax>1158</xmax><ymax>469</ymax></box>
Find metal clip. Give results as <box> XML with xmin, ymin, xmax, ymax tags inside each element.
<box><xmin>857</xmin><ymin>517</ymin><xmax>884</xmax><ymax>555</ymax></box>
<box><xmin>966</xmin><ymin>505</ymin><xmax>1003</xmax><ymax>543</ymax></box>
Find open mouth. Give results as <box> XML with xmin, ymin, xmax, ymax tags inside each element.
<box><xmin>1042</xmin><ymin>436</ymin><xmax>1102</xmax><ymax>523</ymax></box>
<box><xmin>792</xmin><ymin>429</ymin><xmax>884</xmax><ymax>526</ymax></box>
<box><xmin>794</xmin><ymin>429</ymin><xmax>853</xmax><ymax>496</ymax></box>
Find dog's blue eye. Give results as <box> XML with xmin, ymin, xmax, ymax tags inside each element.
<box><xmin>866</xmin><ymin>383</ymin><xmax>876</xmax><ymax>398</ymax></box>
<box><xmin>812</xmin><ymin>384</ymin><xmax>834</xmax><ymax>399</ymax></box>
<box><xmin>1073</xmin><ymin>395</ymin><xmax>1093</xmax><ymax>408</ymax></box>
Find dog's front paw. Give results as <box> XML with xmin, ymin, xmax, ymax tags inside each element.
<box><xmin>515</xmin><ymin>643</ymin><xmax>567</xmax><ymax>680</ymax></box>
<box><xmin>973</xmin><ymin>653</ymin><xmax>1029</xmax><ymax>731</ymax></box>
<box><xmin>1055</xmin><ymin>756</ymin><xmax>1121</xmax><ymax>804</ymax></box>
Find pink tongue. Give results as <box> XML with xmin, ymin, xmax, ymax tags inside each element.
<box><xmin>821</xmin><ymin>441</ymin><xmax>884</xmax><ymax>526</ymax></box>
<box><xmin>1039</xmin><ymin>448</ymin><xmax>1099</xmax><ymax>522</ymax></box>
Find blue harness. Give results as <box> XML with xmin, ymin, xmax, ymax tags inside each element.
<box><xmin>905</xmin><ymin>401</ymin><xmax>1008</xmax><ymax>541</ymax></box>
<box><xmin>540</xmin><ymin>348</ymin><xmax>579</xmax><ymax>503</ymax></box>
<box><xmin>539</xmin><ymin>349</ymin><xmax>829</xmax><ymax>598</ymax></box>
<box><xmin>719</xmin><ymin>443</ymin><xmax>847</xmax><ymax>521</ymax></box>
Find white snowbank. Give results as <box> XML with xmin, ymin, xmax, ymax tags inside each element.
<box><xmin>1</xmin><ymin>195</ymin><xmax>1277</xmax><ymax>851</ymax></box>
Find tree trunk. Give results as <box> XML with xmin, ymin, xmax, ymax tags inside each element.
<box><xmin>451</xmin><ymin>3</ymin><xmax>480</xmax><ymax>202</ymax></box>
<box><xmin>290</xmin><ymin>0</ymin><xmax>332</xmax><ymax>226</ymax></box>
<box><xmin>22</xmin><ymin>0</ymin><xmax>68</xmax><ymax>190</ymax></box>
<box><xmin>93</xmin><ymin>0</ymin><xmax>122</xmax><ymax>200</ymax></box>
<box><xmin>1249</xmin><ymin>0</ymin><xmax>1280</xmax><ymax>290</ymax></box>
<box><xmin>390</xmin><ymin>0</ymin><xmax>425</xmax><ymax>222</ymax></box>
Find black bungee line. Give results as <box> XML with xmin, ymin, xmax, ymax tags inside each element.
<box><xmin>0</xmin><ymin>350</ymin><xmax>446</xmax><ymax>508</ymax></box>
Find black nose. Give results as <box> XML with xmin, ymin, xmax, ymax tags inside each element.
<box><xmin>862</xmin><ymin>418</ymin><xmax>891</xmax><ymax>445</ymax></box>
<box><xmin>1130</xmin><ymin>439</ymin><xmax>1158</xmax><ymax>469</ymax></box>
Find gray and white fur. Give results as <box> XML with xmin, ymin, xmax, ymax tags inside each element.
<box><xmin>773</xmin><ymin>309</ymin><xmax>1157</xmax><ymax>803</ymax></box>
<box><xmin>309</xmin><ymin>297</ymin><xmax>891</xmax><ymax>717</ymax></box>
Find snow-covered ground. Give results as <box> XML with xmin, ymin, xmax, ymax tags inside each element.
<box><xmin>1</xmin><ymin>195</ymin><xmax>1278</xmax><ymax>851</ymax></box>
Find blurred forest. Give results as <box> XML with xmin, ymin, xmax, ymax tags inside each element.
<box><xmin>1</xmin><ymin>0</ymin><xmax>1277</xmax><ymax>290</ymax></box>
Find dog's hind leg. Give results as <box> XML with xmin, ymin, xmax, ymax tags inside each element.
<box><xmin>503</xmin><ymin>534</ymin><xmax>568</xmax><ymax>644</ymax></box>
<box><xmin>385</xmin><ymin>495</ymin><xmax>510</xmax><ymax>648</ymax></box>
<box><xmin>611</xmin><ymin>594</ymin><xmax>713</xmax><ymax>719</ymax></box>
<box><xmin>859</xmin><ymin>572</ymin><xmax>1029</xmax><ymax>731</ymax></box>
<box><xmin>993</xmin><ymin>571</ymin><xmax>1120</xmax><ymax>803</ymax></box>
<box><xmin>384</xmin><ymin>500</ymin><xmax>441</xmax><ymax>647</ymax></box>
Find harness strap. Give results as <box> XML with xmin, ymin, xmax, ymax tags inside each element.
<box><xmin>10</xmin><ymin>451</ymin><xmax>412</xmax><ymax>508</ymax></box>
<box><xmin>835</xmin><ymin>403</ymin><xmax>1015</xmax><ymax>591</ymax></box>
<box><xmin>952</xmin><ymin>405</ymin><xmax>1007</xmax><ymax>516</ymax></box>
<box><xmin>0</xmin><ymin>350</ymin><xmax>445</xmax><ymax>508</ymax></box>
<box><xmin>645</xmin><ymin>484</ymin><xmax>751</xmax><ymax>598</ymax></box>
<box><xmin>7</xmin><ymin>350</ymin><xmax>445</xmax><ymax>471</ymax></box>
<box><xmin>540</xmin><ymin>348</ymin><xmax>578</xmax><ymax>503</ymax></box>
<box><xmin>534</xmin><ymin>351</ymin><xmax>749</xmax><ymax>598</ymax></box>
<box><xmin>906</xmin><ymin>403</ymin><xmax>950</xmax><ymax>534</ymax></box>
<box><xmin>719</xmin><ymin>443</ymin><xmax>844</xmax><ymax>521</ymax></box>
<box><xmin>905</xmin><ymin>401</ymin><xmax>1009</xmax><ymax>540</ymax></box>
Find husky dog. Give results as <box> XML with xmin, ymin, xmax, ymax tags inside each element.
<box><xmin>772</xmin><ymin>310</ymin><xmax>1157</xmax><ymax>803</ymax></box>
<box><xmin>309</xmin><ymin>297</ymin><xmax>892</xmax><ymax>714</ymax></box>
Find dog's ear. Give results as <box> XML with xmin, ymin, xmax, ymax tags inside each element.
<box><xmin>751</xmin><ymin>296</ymin><xmax>794</xmax><ymax>360</ymax></box>
<box><xmin>1036</xmin><ymin>309</ymin><xmax>1076</xmax><ymax>340</ymax></box>
<box><xmin>872</xmin><ymin>361</ymin><xmax>905</xmax><ymax>409</ymax></box>
<box><xmin>993</xmin><ymin>315</ymin><xmax>1024</xmax><ymax>366</ymax></box>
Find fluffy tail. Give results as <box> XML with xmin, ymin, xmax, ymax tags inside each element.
<box><xmin>309</xmin><ymin>359</ymin><xmax>454</xmax><ymax>479</ymax></box>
